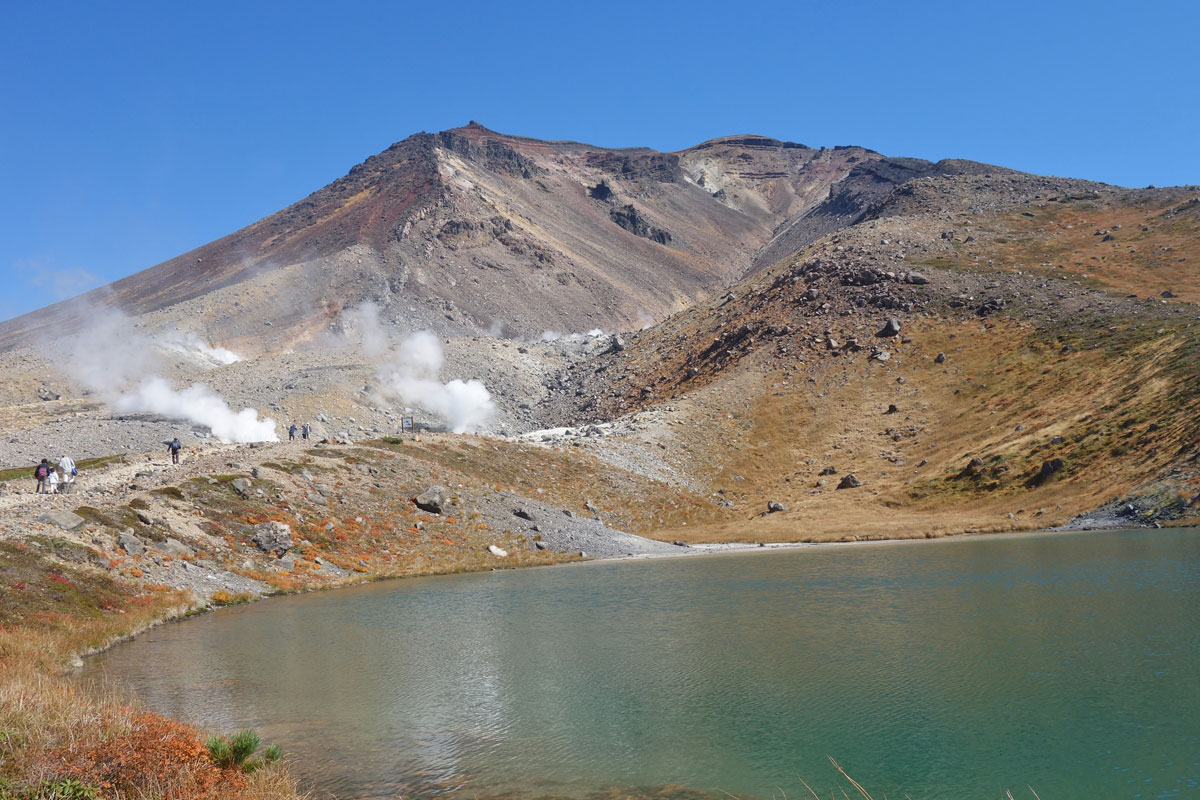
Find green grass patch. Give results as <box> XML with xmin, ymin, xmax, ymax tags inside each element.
<box><xmin>0</xmin><ymin>454</ymin><xmax>124</xmax><ymax>484</ymax></box>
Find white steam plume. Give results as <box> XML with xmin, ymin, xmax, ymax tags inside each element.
<box><xmin>114</xmin><ymin>377</ymin><xmax>277</xmax><ymax>443</ymax></box>
<box><xmin>343</xmin><ymin>301</ymin><xmax>389</xmax><ymax>358</ymax></box>
<box><xmin>345</xmin><ymin>307</ymin><xmax>494</xmax><ymax>433</ymax></box>
<box><xmin>62</xmin><ymin>305</ymin><xmax>276</xmax><ymax>443</ymax></box>
<box><xmin>377</xmin><ymin>331</ymin><xmax>495</xmax><ymax>434</ymax></box>
<box><xmin>538</xmin><ymin>328</ymin><xmax>605</xmax><ymax>342</ymax></box>
<box><xmin>162</xmin><ymin>332</ymin><xmax>244</xmax><ymax>366</ymax></box>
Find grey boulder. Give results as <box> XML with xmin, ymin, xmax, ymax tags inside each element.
<box><xmin>250</xmin><ymin>521</ymin><xmax>294</xmax><ymax>557</ymax></box>
<box><xmin>37</xmin><ymin>510</ymin><xmax>87</xmax><ymax>532</ymax></box>
<box><xmin>118</xmin><ymin>529</ymin><xmax>145</xmax><ymax>555</ymax></box>
<box><xmin>414</xmin><ymin>485</ymin><xmax>447</xmax><ymax>514</ymax></box>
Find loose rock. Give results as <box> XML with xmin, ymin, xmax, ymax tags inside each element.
<box><xmin>414</xmin><ymin>485</ymin><xmax>447</xmax><ymax>514</ymax></box>
<box><xmin>36</xmin><ymin>510</ymin><xmax>87</xmax><ymax>532</ymax></box>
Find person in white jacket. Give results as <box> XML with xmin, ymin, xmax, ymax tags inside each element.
<box><xmin>58</xmin><ymin>454</ymin><xmax>76</xmax><ymax>493</ymax></box>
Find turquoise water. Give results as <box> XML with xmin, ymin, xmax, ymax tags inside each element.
<box><xmin>82</xmin><ymin>529</ymin><xmax>1200</xmax><ymax>799</ymax></box>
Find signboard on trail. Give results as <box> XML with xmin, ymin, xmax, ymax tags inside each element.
<box><xmin>400</xmin><ymin>416</ymin><xmax>414</xmax><ymax>432</ymax></box>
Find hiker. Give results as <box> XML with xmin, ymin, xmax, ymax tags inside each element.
<box><xmin>47</xmin><ymin>467</ymin><xmax>59</xmax><ymax>494</ymax></box>
<box><xmin>33</xmin><ymin>459</ymin><xmax>51</xmax><ymax>493</ymax></box>
<box><xmin>168</xmin><ymin>437</ymin><xmax>182</xmax><ymax>464</ymax></box>
<box><xmin>301</xmin><ymin>423</ymin><xmax>310</xmax><ymax>440</ymax></box>
<box><xmin>288</xmin><ymin>424</ymin><xmax>298</xmax><ymax>441</ymax></box>
<box><xmin>58</xmin><ymin>453</ymin><xmax>76</xmax><ymax>494</ymax></box>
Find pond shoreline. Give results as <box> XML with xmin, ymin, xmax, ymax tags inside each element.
<box><xmin>79</xmin><ymin>517</ymin><xmax>1176</xmax><ymax>665</ymax></box>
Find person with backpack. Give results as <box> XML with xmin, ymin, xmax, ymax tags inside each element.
<box><xmin>58</xmin><ymin>453</ymin><xmax>76</xmax><ymax>494</ymax></box>
<box><xmin>288</xmin><ymin>424</ymin><xmax>298</xmax><ymax>441</ymax></box>
<box><xmin>33</xmin><ymin>459</ymin><xmax>51</xmax><ymax>493</ymax></box>
<box><xmin>301</xmin><ymin>423</ymin><xmax>310</xmax><ymax>440</ymax></box>
<box><xmin>168</xmin><ymin>437</ymin><xmax>182</xmax><ymax>464</ymax></box>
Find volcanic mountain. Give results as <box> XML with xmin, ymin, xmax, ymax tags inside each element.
<box><xmin>0</xmin><ymin>123</ymin><xmax>995</xmax><ymax>353</ymax></box>
<box><xmin>0</xmin><ymin>123</ymin><xmax>1196</xmax><ymax>536</ymax></box>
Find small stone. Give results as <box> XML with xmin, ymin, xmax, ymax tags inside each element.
<box><xmin>836</xmin><ymin>474</ymin><xmax>862</xmax><ymax>489</ymax></box>
<box><xmin>767</xmin><ymin>500</ymin><xmax>787</xmax><ymax>513</ymax></box>
<box><xmin>877</xmin><ymin>318</ymin><xmax>902</xmax><ymax>337</ymax></box>
<box><xmin>935</xmin><ymin>352</ymin><xmax>947</xmax><ymax>364</ymax></box>
<box><xmin>487</xmin><ymin>545</ymin><xmax>508</xmax><ymax>557</ymax></box>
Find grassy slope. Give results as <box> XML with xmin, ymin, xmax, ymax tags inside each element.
<box><xmin>929</xmin><ymin>192</ymin><xmax>1200</xmax><ymax>302</ymax></box>
<box><xmin>645</xmin><ymin>314</ymin><xmax>1199</xmax><ymax>544</ymax></box>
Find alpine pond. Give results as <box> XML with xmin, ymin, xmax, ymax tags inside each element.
<box><xmin>81</xmin><ymin>528</ymin><xmax>1200</xmax><ymax>799</ymax></box>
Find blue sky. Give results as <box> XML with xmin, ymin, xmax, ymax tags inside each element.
<box><xmin>2</xmin><ymin>0</ymin><xmax>1197</xmax><ymax>322</ymax></box>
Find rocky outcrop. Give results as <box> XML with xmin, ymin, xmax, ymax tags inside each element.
<box><xmin>609</xmin><ymin>205</ymin><xmax>672</xmax><ymax>245</ymax></box>
<box><xmin>1027</xmin><ymin>458</ymin><xmax>1065</xmax><ymax>488</ymax></box>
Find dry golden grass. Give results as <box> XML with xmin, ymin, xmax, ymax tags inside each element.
<box><xmin>941</xmin><ymin>193</ymin><xmax>1200</xmax><ymax>303</ymax></box>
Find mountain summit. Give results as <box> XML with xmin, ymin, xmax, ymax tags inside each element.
<box><xmin>0</xmin><ymin>123</ymin><xmax>987</xmax><ymax>352</ymax></box>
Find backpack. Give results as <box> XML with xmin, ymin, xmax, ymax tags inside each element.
<box><xmin>35</xmin><ymin>465</ymin><xmax>48</xmax><ymax>479</ymax></box>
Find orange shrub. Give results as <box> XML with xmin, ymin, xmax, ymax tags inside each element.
<box><xmin>54</xmin><ymin>712</ymin><xmax>242</xmax><ymax>799</ymax></box>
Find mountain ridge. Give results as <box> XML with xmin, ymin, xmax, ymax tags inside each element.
<box><xmin>0</xmin><ymin>123</ymin><xmax>984</xmax><ymax>353</ymax></box>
